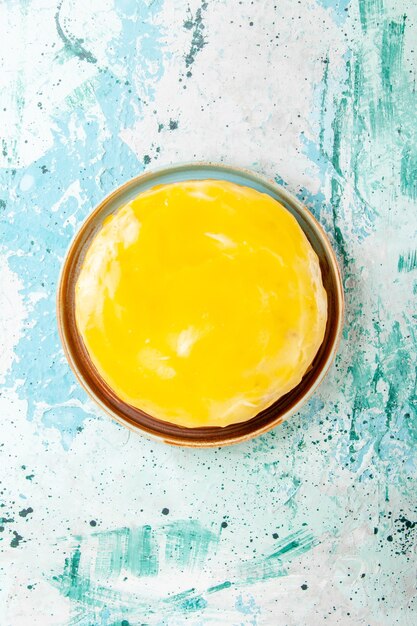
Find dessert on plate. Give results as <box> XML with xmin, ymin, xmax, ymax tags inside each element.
<box><xmin>75</xmin><ymin>179</ymin><xmax>327</xmax><ymax>429</ymax></box>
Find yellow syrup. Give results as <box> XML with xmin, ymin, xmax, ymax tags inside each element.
<box><xmin>75</xmin><ymin>180</ymin><xmax>327</xmax><ymax>428</ymax></box>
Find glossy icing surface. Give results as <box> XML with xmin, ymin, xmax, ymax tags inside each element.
<box><xmin>75</xmin><ymin>180</ymin><xmax>327</xmax><ymax>428</ymax></box>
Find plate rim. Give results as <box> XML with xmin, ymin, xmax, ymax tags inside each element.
<box><xmin>56</xmin><ymin>161</ymin><xmax>345</xmax><ymax>447</ymax></box>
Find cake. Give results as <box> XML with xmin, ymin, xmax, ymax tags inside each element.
<box><xmin>75</xmin><ymin>180</ymin><xmax>327</xmax><ymax>428</ymax></box>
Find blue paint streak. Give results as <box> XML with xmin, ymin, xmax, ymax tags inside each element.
<box><xmin>1</xmin><ymin>3</ymin><xmax>166</xmax><ymax>449</ymax></box>
<box><xmin>316</xmin><ymin>0</ymin><xmax>351</xmax><ymax>25</ymax></box>
<box><xmin>235</xmin><ymin>593</ymin><xmax>261</xmax><ymax>626</ymax></box>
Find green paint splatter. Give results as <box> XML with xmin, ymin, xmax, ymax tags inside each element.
<box><xmin>94</xmin><ymin>526</ymin><xmax>158</xmax><ymax>578</ymax></box>
<box><xmin>381</xmin><ymin>16</ymin><xmax>406</xmax><ymax>93</ymax></box>
<box><xmin>165</xmin><ymin>519</ymin><xmax>218</xmax><ymax>569</ymax></box>
<box><xmin>359</xmin><ymin>0</ymin><xmax>384</xmax><ymax>33</ymax></box>
<box><xmin>400</xmin><ymin>144</ymin><xmax>417</xmax><ymax>200</ymax></box>
<box><xmin>263</xmin><ymin>460</ymin><xmax>280</xmax><ymax>475</ymax></box>
<box><xmin>125</xmin><ymin>525</ymin><xmax>158</xmax><ymax>577</ymax></box>
<box><xmin>10</xmin><ymin>531</ymin><xmax>23</xmax><ymax>548</ymax></box>
<box><xmin>94</xmin><ymin>527</ymin><xmax>129</xmax><ymax>578</ymax></box>
<box><xmin>52</xmin><ymin>524</ymin><xmax>318</xmax><ymax>621</ymax></box>
<box><xmin>55</xmin><ymin>0</ymin><xmax>97</xmax><ymax>64</ymax></box>
<box><xmin>330</xmin><ymin>176</ymin><xmax>350</xmax><ymax>270</ymax></box>
<box><xmin>239</xmin><ymin>528</ymin><xmax>319</xmax><ymax>584</ymax></box>
<box><xmin>56</xmin><ymin>546</ymin><xmax>86</xmax><ymax>601</ymax></box>
<box><xmin>163</xmin><ymin>587</ymin><xmax>208</xmax><ymax>612</ymax></box>
<box><xmin>319</xmin><ymin>55</ymin><xmax>330</xmax><ymax>155</ymax></box>
<box><xmin>331</xmin><ymin>96</ymin><xmax>347</xmax><ymax>177</ymax></box>
<box><xmin>318</xmin><ymin>0</ymin><xmax>417</xmax><ymax>481</ymax></box>
<box><xmin>346</xmin><ymin>315</ymin><xmax>416</xmax><ymax>466</ymax></box>
<box><xmin>184</xmin><ymin>2</ymin><xmax>208</xmax><ymax>69</ymax></box>
<box><xmin>65</xmin><ymin>81</ymin><xmax>96</xmax><ymax>110</ymax></box>
<box><xmin>207</xmin><ymin>581</ymin><xmax>232</xmax><ymax>593</ymax></box>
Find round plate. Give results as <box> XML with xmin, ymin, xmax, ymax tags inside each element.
<box><xmin>57</xmin><ymin>163</ymin><xmax>344</xmax><ymax>447</ymax></box>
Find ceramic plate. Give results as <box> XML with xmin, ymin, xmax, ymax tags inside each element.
<box><xmin>57</xmin><ymin>163</ymin><xmax>344</xmax><ymax>447</ymax></box>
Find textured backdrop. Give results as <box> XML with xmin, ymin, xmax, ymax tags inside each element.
<box><xmin>1</xmin><ymin>0</ymin><xmax>416</xmax><ymax>624</ymax></box>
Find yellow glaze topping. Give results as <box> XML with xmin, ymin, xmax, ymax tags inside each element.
<box><xmin>75</xmin><ymin>180</ymin><xmax>327</xmax><ymax>428</ymax></box>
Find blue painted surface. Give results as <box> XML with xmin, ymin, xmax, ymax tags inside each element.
<box><xmin>1</xmin><ymin>0</ymin><xmax>416</xmax><ymax>624</ymax></box>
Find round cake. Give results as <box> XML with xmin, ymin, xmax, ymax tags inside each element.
<box><xmin>75</xmin><ymin>180</ymin><xmax>327</xmax><ymax>428</ymax></box>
